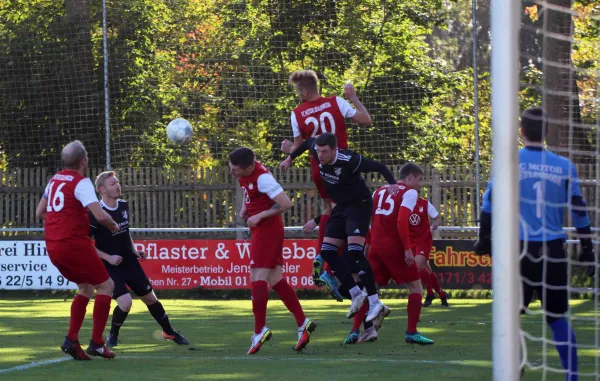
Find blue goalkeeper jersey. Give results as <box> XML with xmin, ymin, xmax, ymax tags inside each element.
<box><xmin>482</xmin><ymin>146</ymin><xmax>590</xmax><ymax>241</ymax></box>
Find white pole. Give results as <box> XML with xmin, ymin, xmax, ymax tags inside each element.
<box><xmin>102</xmin><ymin>0</ymin><xmax>111</xmax><ymax>170</ymax></box>
<box><xmin>472</xmin><ymin>0</ymin><xmax>481</xmax><ymax>217</ymax></box>
<box><xmin>490</xmin><ymin>0</ymin><xmax>520</xmax><ymax>378</ymax></box>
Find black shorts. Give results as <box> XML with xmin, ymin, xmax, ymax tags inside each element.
<box><xmin>520</xmin><ymin>239</ymin><xmax>568</xmax><ymax>317</ymax></box>
<box><xmin>325</xmin><ymin>197</ymin><xmax>373</xmax><ymax>240</ymax></box>
<box><xmin>105</xmin><ymin>258</ymin><xmax>153</xmax><ymax>299</ymax></box>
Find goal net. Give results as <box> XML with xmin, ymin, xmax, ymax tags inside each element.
<box><xmin>492</xmin><ymin>0</ymin><xmax>599</xmax><ymax>379</ymax></box>
<box><xmin>0</xmin><ymin>0</ymin><xmax>486</xmax><ymax>170</ymax></box>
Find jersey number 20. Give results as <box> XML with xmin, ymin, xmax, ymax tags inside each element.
<box><xmin>307</xmin><ymin>111</ymin><xmax>336</xmax><ymax>136</ymax></box>
<box><xmin>46</xmin><ymin>182</ymin><xmax>66</xmax><ymax>212</ymax></box>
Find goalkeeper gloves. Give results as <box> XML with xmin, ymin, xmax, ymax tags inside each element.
<box><xmin>579</xmin><ymin>239</ymin><xmax>596</xmax><ymax>277</ymax></box>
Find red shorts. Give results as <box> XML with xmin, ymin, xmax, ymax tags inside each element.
<box><xmin>250</xmin><ymin>216</ymin><xmax>284</xmax><ymax>269</ymax></box>
<box><xmin>310</xmin><ymin>156</ymin><xmax>330</xmax><ymax>199</ymax></box>
<box><xmin>46</xmin><ymin>239</ymin><xmax>110</xmax><ymax>286</ymax></box>
<box><xmin>413</xmin><ymin>239</ymin><xmax>433</xmax><ymax>260</ymax></box>
<box><xmin>368</xmin><ymin>246</ymin><xmax>420</xmax><ymax>286</ymax></box>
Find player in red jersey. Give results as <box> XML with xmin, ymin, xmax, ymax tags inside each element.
<box><xmin>35</xmin><ymin>140</ymin><xmax>120</xmax><ymax>360</ymax></box>
<box><xmin>280</xmin><ymin>70</ymin><xmax>372</xmax><ymax>290</ymax></box>
<box><xmin>410</xmin><ymin>197</ymin><xmax>448</xmax><ymax>307</ymax></box>
<box><xmin>229</xmin><ymin>147</ymin><xmax>316</xmax><ymax>355</ymax></box>
<box><xmin>367</xmin><ymin>163</ymin><xmax>434</xmax><ymax>345</ymax></box>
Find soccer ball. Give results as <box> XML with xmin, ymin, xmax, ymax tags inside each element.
<box><xmin>166</xmin><ymin>118</ymin><xmax>193</xmax><ymax>144</ymax></box>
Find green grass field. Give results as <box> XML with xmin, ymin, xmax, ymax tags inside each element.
<box><xmin>0</xmin><ymin>298</ymin><xmax>597</xmax><ymax>380</ymax></box>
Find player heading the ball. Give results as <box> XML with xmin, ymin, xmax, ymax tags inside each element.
<box><xmin>282</xmin><ymin>132</ymin><xmax>399</xmax><ymax>322</ymax></box>
<box><xmin>35</xmin><ymin>140</ymin><xmax>119</xmax><ymax>361</ymax></box>
<box><xmin>281</xmin><ymin>70</ymin><xmax>372</xmax><ymax>289</ymax></box>
<box><xmin>229</xmin><ymin>147</ymin><xmax>316</xmax><ymax>355</ymax></box>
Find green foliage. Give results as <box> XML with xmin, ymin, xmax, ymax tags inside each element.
<box><xmin>0</xmin><ymin>0</ymin><xmax>487</xmax><ymax>169</ymax></box>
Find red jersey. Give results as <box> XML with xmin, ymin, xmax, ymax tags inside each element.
<box><xmin>43</xmin><ymin>170</ymin><xmax>99</xmax><ymax>242</ymax></box>
<box><xmin>369</xmin><ymin>183</ymin><xmax>418</xmax><ymax>250</ymax></box>
<box><xmin>410</xmin><ymin>197</ymin><xmax>436</xmax><ymax>244</ymax></box>
<box><xmin>237</xmin><ymin>161</ymin><xmax>284</xmax><ymax>218</ymax></box>
<box><xmin>291</xmin><ymin>95</ymin><xmax>356</xmax><ymax>149</ymax></box>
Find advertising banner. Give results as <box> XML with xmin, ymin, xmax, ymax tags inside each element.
<box><xmin>0</xmin><ymin>239</ymin><xmax>490</xmax><ymax>290</ymax></box>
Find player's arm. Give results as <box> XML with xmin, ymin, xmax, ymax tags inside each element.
<box><xmin>35</xmin><ymin>197</ymin><xmax>48</xmax><ymax>220</ymax></box>
<box><xmin>396</xmin><ymin>189</ymin><xmax>418</xmax><ymax>252</ymax></box>
<box><xmin>75</xmin><ymin>178</ymin><xmax>119</xmax><ymax>232</ymax></box>
<box><xmin>246</xmin><ymin>174</ymin><xmax>291</xmax><ymax>227</ymax></box>
<box><xmin>280</xmin><ymin>137</ymin><xmax>315</xmax><ymax>171</ymax></box>
<box><xmin>354</xmin><ymin>156</ymin><xmax>399</xmax><ymax>193</ymax></box>
<box><xmin>281</xmin><ymin>112</ymin><xmax>306</xmax><ymax>154</ymax></box>
<box><xmin>567</xmin><ymin>163</ymin><xmax>595</xmax><ymax>275</ymax></box>
<box><xmin>88</xmin><ymin>203</ymin><xmax>119</xmax><ymax>232</ymax></box>
<box><xmin>428</xmin><ymin>202</ymin><xmax>441</xmax><ymax>230</ymax></box>
<box><xmin>474</xmin><ymin>182</ymin><xmax>492</xmax><ymax>256</ymax></box>
<box><xmin>95</xmin><ymin>247</ymin><xmax>122</xmax><ymax>266</ymax></box>
<box><xmin>35</xmin><ymin>182</ymin><xmax>52</xmax><ymax>220</ymax></box>
<box><xmin>342</xmin><ymin>84</ymin><xmax>372</xmax><ymax>126</ymax></box>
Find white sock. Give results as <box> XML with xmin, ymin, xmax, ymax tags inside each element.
<box><xmin>368</xmin><ymin>294</ymin><xmax>380</xmax><ymax>305</ymax></box>
<box><xmin>349</xmin><ymin>286</ymin><xmax>361</xmax><ymax>299</ymax></box>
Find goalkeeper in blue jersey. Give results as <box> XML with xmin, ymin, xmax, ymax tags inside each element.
<box><xmin>475</xmin><ymin>107</ymin><xmax>596</xmax><ymax>381</ymax></box>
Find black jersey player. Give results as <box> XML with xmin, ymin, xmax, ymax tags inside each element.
<box><xmin>90</xmin><ymin>171</ymin><xmax>189</xmax><ymax>347</ymax></box>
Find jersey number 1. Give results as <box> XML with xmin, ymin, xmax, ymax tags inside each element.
<box><xmin>375</xmin><ymin>189</ymin><xmax>395</xmax><ymax>215</ymax></box>
<box><xmin>307</xmin><ymin>111</ymin><xmax>336</xmax><ymax>136</ymax></box>
<box><xmin>533</xmin><ymin>181</ymin><xmax>543</xmax><ymax>219</ymax></box>
<box><xmin>46</xmin><ymin>182</ymin><xmax>66</xmax><ymax>212</ymax></box>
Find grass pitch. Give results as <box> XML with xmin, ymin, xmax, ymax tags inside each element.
<box><xmin>0</xmin><ymin>298</ymin><xmax>597</xmax><ymax>380</ymax></box>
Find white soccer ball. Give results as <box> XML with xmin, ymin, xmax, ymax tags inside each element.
<box><xmin>166</xmin><ymin>118</ymin><xmax>193</xmax><ymax>144</ymax></box>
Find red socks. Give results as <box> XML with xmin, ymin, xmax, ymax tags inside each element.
<box><xmin>251</xmin><ymin>281</ymin><xmax>269</xmax><ymax>334</ymax></box>
<box><xmin>407</xmin><ymin>293</ymin><xmax>422</xmax><ymax>333</ymax></box>
<box><xmin>91</xmin><ymin>294</ymin><xmax>112</xmax><ymax>344</ymax></box>
<box><xmin>67</xmin><ymin>294</ymin><xmax>90</xmax><ymax>342</ymax></box>
<box><xmin>430</xmin><ymin>272</ymin><xmax>444</xmax><ymax>296</ymax></box>
<box><xmin>353</xmin><ymin>301</ymin><xmax>369</xmax><ymax>331</ymax></box>
<box><xmin>273</xmin><ymin>279</ymin><xmax>306</xmax><ymax>327</ymax></box>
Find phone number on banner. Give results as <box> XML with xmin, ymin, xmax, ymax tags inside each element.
<box><xmin>0</xmin><ymin>274</ymin><xmax>72</xmax><ymax>288</ymax></box>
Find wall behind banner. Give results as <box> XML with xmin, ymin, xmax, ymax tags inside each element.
<box><xmin>0</xmin><ymin>239</ymin><xmax>490</xmax><ymax>290</ymax></box>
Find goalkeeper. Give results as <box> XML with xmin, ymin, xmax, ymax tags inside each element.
<box><xmin>475</xmin><ymin>107</ymin><xmax>596</xmax><ymax>381</ymax></box>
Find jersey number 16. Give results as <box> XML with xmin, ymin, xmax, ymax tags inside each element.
<box><xmin>46</xmin><ymin>182</ymin><xmax>66</xmax><ymax>212</ymax></box>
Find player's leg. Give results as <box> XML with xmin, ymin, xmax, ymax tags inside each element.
<box><xmin>268</xmin><ymin>266</ymin><xmax>316</xmax><ymax>351</ymax></box>
<box><xmin>320</xmin><ymin>207</ymin><xmax>365</xmax><ymax>317</ymax></box>
<box><xmin>403</xmin><ymin>279</ymin><xmax>433</xmax><ymax>345</ymax></box>
<box><xmin>106</xmin><ymin>270</ymin><xmax>130</xmax><ymax>347</ymax></box>
<box><xmin>319</xmin><ymin>239</ymin><xmax>346</xmax><ymax>302</ymax></box>
<box><xmin>74</xmin><ymin>244</ymin><xmax>116</xmax><ymax>359</ymax></box>
<box><xmin>63</xmin><ymin>282</ymin><xmax>94</xmax><ymax>360</ymax></box>
<box><xmin>123</xmin><ymin>260</ymin><xmax>190</xmax><ymax>345</ymax></box>
<box><xmin>345</xmin><ymin>199</ymin><xmax>384</xmax><ymax>322</ymax></box>
<box><xmin>311</xmin><ymin>156</ymin><xmax>332</xmax><ymax>286</ymax></box>
<box><xmin>248</xmin><ymin>267</ymin><xmax>272</xmax><ymax>354</ymax></box>
<box><xmin>47</xmin><ymin>242</ymin><xmax>97</xmax><ymax>360</ymax></box>
<box><xmin>543</xmin><ymin>240</ymin><xmax>578</xmax><ymax>381</ymax></box>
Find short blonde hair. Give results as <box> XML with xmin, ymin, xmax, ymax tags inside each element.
<box><xmin>95</xmin><ymin>171</ymin><xmax>116</xmax><ymax>190</ymax></box>
<box><xmin>289</xmin><ymin>70</ymin><xmax>319</xmax><ymax>92</ymax></box>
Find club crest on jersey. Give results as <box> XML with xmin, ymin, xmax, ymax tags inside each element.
<box><xmin>335</xmin><ymin>167</ymin><xmax>342</xmax><ymax>176</ymax></box>
<box><xmin>409</xmin><ymin>214</ymin><xmax>421</xmax><ymax>225</ymax></box>
<box><xmin>122</xmin><ymin>210</ymin><xmax>128</xmax><ymax>220</ymax></box>
<box><xmin>249</xmin><ymin>183</ymin><xmax>254</xmax><ymax>190</ymax></box>
<box><xmin>419</xmin><ymin>206</ymin><xmax>424</xmax><ymax>213</ymax></box>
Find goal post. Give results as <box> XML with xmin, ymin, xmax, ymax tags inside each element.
<box><xmin>490</xmin><ymin>0</ymin><xmax>521</xmax><ymax>379</ymax></box>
